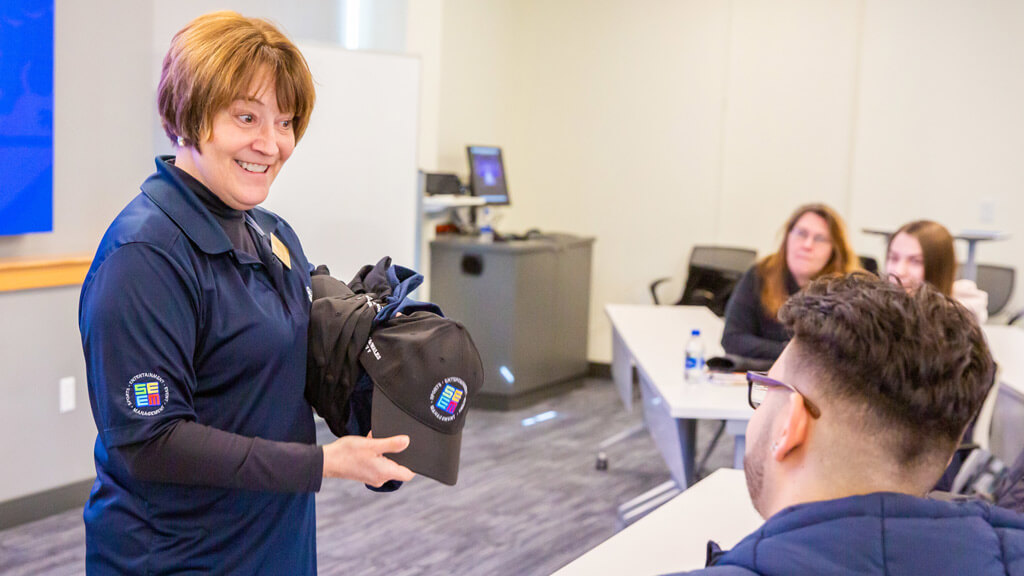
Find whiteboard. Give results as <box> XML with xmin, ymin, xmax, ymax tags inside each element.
<box><xmin>265</xmin><ymin>44</ymin><xmax>420</xmax><ymax>280</ymax></box>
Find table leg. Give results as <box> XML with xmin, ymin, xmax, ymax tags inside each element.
<box><xmin>963</xmin><ymin>240</ymin><xmax>979</xmax><ymax>283</ymax></box>
<box><xmin>611</xmin><ymin>327</ymin><xmax>634</xmax><ymax>411</ymax></box>
<box><xmin>732</xmin><ymin>436</ymin><xmax>745</xmax><ymax>469</ymax></box>
<box><xmin>597</xmin><ymin>327</ymin><xmax>644</xmax><ymax>471</ymax></box>
<box><xmin>639</xmin><ymin>371</ymin><xmax>695</xmax><ymax>488</ymax></box>
<box><xmin>677</xmin><ymin>418</ymin><xmax>697</xmax><ymax>488</ymax></box>
<box><xmin>726</xmin><ymin>420</ymin><xmax>747</xmax><ymax>469</ymax></box>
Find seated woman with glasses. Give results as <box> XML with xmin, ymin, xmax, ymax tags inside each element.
<box><xmin>886</xmin><ymin>220</ymin><xmax>988</xmax><ymax>323</ymax></box>
<box><xmin>722</xmin><ymin>203</ymin><xmax>859</xmax><ymax>361</ymax></box>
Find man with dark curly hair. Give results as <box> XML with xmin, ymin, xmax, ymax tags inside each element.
<box><xmin>686</xmin><ymin>273</ymin><xmax>1024</xmax><ymax>575</ymax></box>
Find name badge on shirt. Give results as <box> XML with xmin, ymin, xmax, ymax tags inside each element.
<box><xmin>270</xmin><ymin>234</ymin><xmax>292</xmax><ymax>269</ymax></box>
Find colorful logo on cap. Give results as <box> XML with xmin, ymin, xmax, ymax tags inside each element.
<box><xmin>434</xmin><ymin>383</ymin><xmax>464</xmax><ymax>415</ymax></box>
<box><xmin>125</xmin><ymin>372</ymin><xmax>168</xmax><ymax>417</ymax></box>
<box><xmin>429</xmin><ymin>377</ymin><xmax>468</xmax><ymax>423</ymax></box>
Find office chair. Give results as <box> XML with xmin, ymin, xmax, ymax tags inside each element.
<box><xmin>941</xmin><ymin>363</ymin><xmax>1008</xmax><ymax>497</ymax></box>
<box><xmin>859</xmin><ymin>255</ymin><xmax>879</xmax><ymax>276</ymax></box>
<box><xmin>959</xmin><ymin>263</ymin><xmax>1015</xmax><ymax>318</ymax></box>
<box><xmin>649</xmin><ymin>246</ymin><xmax>757</xmax><ymax>317</ymax></box>
<box><xmin>977</xmin><ymin>264</ymin><xmax>1015</xmax><ymax>318</ymax></box>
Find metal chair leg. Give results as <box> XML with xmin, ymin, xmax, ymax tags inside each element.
<box><xmin>696</xmin><ymin>420</ymin><xmax>727</xmax><ymax>478</ymax></box>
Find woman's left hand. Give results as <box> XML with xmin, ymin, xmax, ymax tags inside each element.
<box><xmin>321</xmin><ymin>432</ymin><xmax>415</xmax><ymax>487</ymax></box>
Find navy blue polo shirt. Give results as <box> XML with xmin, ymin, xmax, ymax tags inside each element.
<box><xmin>80</xmin><ymin>157</ymin><xmax>317</xmax><ymax>575</ymax></box>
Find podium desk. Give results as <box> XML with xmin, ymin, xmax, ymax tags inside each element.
<box><xmin>430</xmin><ymin>234</ymin><xmax>595</xmax><ymax>409</ymax></box>
<box><xmin>553</xmin><ymin>469</ymin><xmax>761</xmax><ymax>576</ymax></box>
<box><xmin>606</xmin><ymin>305</ymin><xmax>751</xmax><ymax>489</ymax></box>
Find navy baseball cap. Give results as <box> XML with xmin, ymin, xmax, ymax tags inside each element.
<box><xmin>359</xmin><ymin>311</ymin><xmax>483</xmax><ymax>486</ymax></box>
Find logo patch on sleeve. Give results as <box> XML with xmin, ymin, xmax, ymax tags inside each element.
<box><xmin>429</xmin><ymin>378</ymin><xmax>468</xmax><ymax>422</ymax></box>
<box><xmin>125</xmin><ymin>372</ymin><xmax>168</xmax><ymax>416</ymax></box>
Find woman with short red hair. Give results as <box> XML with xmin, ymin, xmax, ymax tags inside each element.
<box><xmin>80</xmin><ymin>12</ymin><xmax>412</xmax><ymax>574</ymax></box>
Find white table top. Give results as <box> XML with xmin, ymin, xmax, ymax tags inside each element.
<box><xmin>862</xmin><ymin>227</ymin><xmax>1009</xmax><ymax>242</ymax></box>
<box><xmin>552</xmin><ymin>469</ymin><xmax>761</xmax><ymax>576</ymax></box>
<box><xmin>422</xmin><ymin>194</ymin><xmax>485</xmax><ymax>214</ymax></box>
<box><xmin>606</xmin><ymin>304</ymin><xmax>752</xmax><ymax>421</ymax></box>
<box><xmin>955</xmin><ymin>230</ymin><xmax>1010</xmax><ymax>242</ymax></box>
<box><xmin>983</xmin><ymin>325</ymin><xmax>1024</xmax><ymax>398</ymax></box>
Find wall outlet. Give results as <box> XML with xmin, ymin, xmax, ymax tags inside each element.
<box><xmin>59</xmin><ymin>377</ymin><xmax>76</xmax><ymax>413</ymax></box>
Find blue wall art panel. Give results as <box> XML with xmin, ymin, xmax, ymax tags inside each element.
<box><xmin>0</xmin><ymin>0</ymin><xmax>55</xmax><ymax>236</ymax></box>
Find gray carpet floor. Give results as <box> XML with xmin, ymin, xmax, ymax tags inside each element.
<box><xmin>0</xmin><ymin>377</ymin><xmax>735</xmax><ymax>576</ymax></box>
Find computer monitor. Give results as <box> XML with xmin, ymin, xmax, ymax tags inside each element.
<box><xmin>466</xmin><ymin>145</ymin><xmax>509</xmax><ymax>205</ymax></box>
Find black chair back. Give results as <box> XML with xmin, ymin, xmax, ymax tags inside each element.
<box><xmin>973</xmin><ymin>264</ymin><xmax>1015</xmax><ymax>317</ymax></box>
<box><xmin>859</xmin><ymin>255</ymin><xmax>879</xmax><ymax>276</ymax></box>
<box><xmin>676</xmin><ymin>246</ymin><xmax>757</xmax><ymax>316</ymax></box>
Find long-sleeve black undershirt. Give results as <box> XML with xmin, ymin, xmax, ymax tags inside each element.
<box><xmin>119</xmin><ymin>420</ymin><xmax>323</xmax><ymax>493</ymax></box>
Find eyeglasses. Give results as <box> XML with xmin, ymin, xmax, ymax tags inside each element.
<box><xmin>789</xmin><ymin>227</ymin><xmax>831</xmax><ymax>246</ymax></box>
<box><xmin>746</xmin><ymin>371</ymin><xmax>822</xmax><ymax>419</ymax></box>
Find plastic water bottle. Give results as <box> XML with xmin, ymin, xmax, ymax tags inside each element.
<box><xmin>479</xmin><ymin>207</ymin><xmax>494</xmax><ymax>243</ymax></box>
<box><xmin>684</xmin><ymin>329</ymin><xmax>705</xmax><ymax>385</ymax></box>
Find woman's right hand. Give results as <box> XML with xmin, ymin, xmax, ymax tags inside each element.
<box><xmin>321</xmin><ymin>432</ymin><xmax>415</xmax><ymax>487</ymax></box>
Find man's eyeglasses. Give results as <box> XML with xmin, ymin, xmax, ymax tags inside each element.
<box><xmin>746</xmin><ymin>371</ymin><xmax>822</xmax><ymax>419</ymax></box>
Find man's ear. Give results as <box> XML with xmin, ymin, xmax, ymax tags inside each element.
<box><xmin>772</xmin><ymin>392</ymin><xmax>811</xmax><ymax>461</ymax></box>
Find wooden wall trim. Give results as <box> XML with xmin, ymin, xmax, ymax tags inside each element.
<box><xmin>0</xmin><ymin>255</ymin><xmax>92</xmax><ymax>293</ymax></box>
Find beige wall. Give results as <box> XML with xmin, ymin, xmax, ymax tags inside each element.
<box><xmin>406</xmin><ymin>0</ymin><xmax>444</xmax><ymax>171</ymax></box>
<box><xmin>7</xmin><ymin>0</ymin><xmax>1024</xmax><ymax>505</ymax></box>
<box><xmin>0</xmin><ymin>0</ymin><xmax>155</xmax><ymax>503</ymax></box>
<box><xmin>416</xmin><ymin>0</ymin><xmax>1024</xmax><ymax>362</ymax></box>
<box><xmin>719</xmin><ymin>0</ymin><xmax>862</xmax><ymax>247</ymax></box>
<box><xmin>849</xmin><ymin>0</ymin><xmax>1024</xmax><ymax>266</ymax></box>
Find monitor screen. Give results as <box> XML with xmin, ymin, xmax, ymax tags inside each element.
<box><xmin>466</xmin><ymin>145</ymin><xmax>509</xmax><ymax>205</ymax></box>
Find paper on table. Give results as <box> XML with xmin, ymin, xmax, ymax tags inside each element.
<box><xmin>708</xmin><ymin>372</ymin><xmax>747</xmax><ymax>386</ymax></box>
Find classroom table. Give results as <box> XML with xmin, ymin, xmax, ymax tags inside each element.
<box><xmin>983</xmin><ymin>326</ymin><xmax>1024</xmax><ymax>398</ymax></box>
<box><xmin>978</xmin><ymin>325</ymin><xmax>1024</xmax><ymax>461</ymax></box>
<box><xmin>552</xmin><ymin>469</ymin><xmax>762</xmax><ymax>576</ymax></box>
<box><xmin>606</xmin><ymin>304</ymin><xmax>751</xmax><ymax>490</ymax></box>
<box><xmin>605</xmin><ymin>306</ymin><xmax>1024</xmax><ymax>494</ymax></box>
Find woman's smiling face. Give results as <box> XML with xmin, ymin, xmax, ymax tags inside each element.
<box><xmin>175</xmin><ymin>70</ymin><xmax>296</xmax><ymax>210</ymax></box>
<box><xmin>886</xmin><ymin>232</ymin><xmax>926</xmax><ymax>292</ymax></box>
